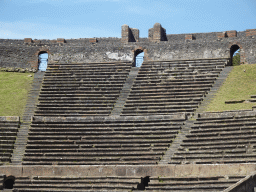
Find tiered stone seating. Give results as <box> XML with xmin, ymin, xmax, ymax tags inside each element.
<box><xmin>34</xmin><ymin>62</ymin><xmax>132</xmax><ymax>117</ymax></box>
<box><xmin>121</xmin><ymin>59</ymin><xmax>227</xmax><ymax>116</ymax></box>
<box><xmin>0</xmin><ymin>116</ymin><xmax>19</xmax><ymax>165</ymax></box>
<box><xmin>0</xmin><ymin>175</ymin><xmax>4</xmax><ymax>190</ymax></box>
<box><xmin>140</xmin><ymin>175</ymin><xmax>245</xmax><ymax>191</ymax></box>
<box><xmin>13</xmin><ymin>176</ymin><xmax>141</xmax><ymax>192</ymax></box>
<box><xmin>170</xmin><ymin>110</ymin><xmax>256</xmax><ymax>164</ymax></box>
<box><xmin>22</xmin><ymin>113</ymin><xmax>186</xmax><ymax>165</ymax></box>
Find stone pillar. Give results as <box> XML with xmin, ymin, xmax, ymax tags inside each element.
<box><xmin>217</xmin><ymin>32</ymin><xmax>227</xmax><ymax>39</ymax></box>
<box><xmin>57</xmin><ymin>38</ymin><xmax>66</xmax><ymax>43</ymax></box>
<box><xmin>148</xmin><ymin>23</ymin><xmax>167</xmax><ymax>42</ymax></box>
<box><xmin>130</xmin><ymin>28</ymin><xmax>139</xmax><ymax>42</ymax></box>
<box><xmin>24</xmin><ymin>38</ymin><xmax>33</xmax><ymax>43</ymax></box>
<box><xmin>227</xmin><ymin>30</ymin><xmax>237</xmax><ymax>37</ymax></box>
<box><xmin>121</xmin><ymin>25</ymin><xmax>139</xmax><ymax>43</ymax></box>
<box><xmin>185</xmin><ymin>34</ymin><xmax>195</xmax><ymax>40</ymax></box>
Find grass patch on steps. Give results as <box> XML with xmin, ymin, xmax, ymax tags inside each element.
<box><xmin>205</xmin><ymin>64</ymin><xmax>256</xmax><ymax>112</ymax></box>
<box><xmin>0</xmin><ymin>72</ymin><xmax>34</xmax><ymax>117</ymax></box>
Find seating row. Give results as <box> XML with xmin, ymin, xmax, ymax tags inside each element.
<box><xmin>23</xmin><ymin>114</ymin><xmax>186</xmax><ymax>165</ymax></box>
<box><xmin>170</xmin><ymin>110</ymin><xmax>256</xmax><ymax>164</ymax></box>
<box><xmin>13</xmin><ymin>176</ymin><xmax>141</xmax><ymax>192</ymax></box>
<box><xmin>121</xmin><ymin>59</ymin><xmax>228</xmax><ymax>116</ymax></box>
<box><xmin>0</xmin><ymin>116</ymin><xmax>19</xmax><ymax>165</ymax></box>
<box><xmin>139</xmin><ymin>175</ymin><xmax>245</xmax><ymax>191</ymax></box>
<box><xmin>12</xmin><ymin>175</ymin><xmax>244</xmax><ymax>192</ymax></box>
<box><xmin>35</xmin><ymin>62</ymin><xmax>133</xmax><ymax>117</ymax></box>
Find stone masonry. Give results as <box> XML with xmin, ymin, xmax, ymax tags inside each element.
<box><xmin>1</xmin><ymin>23</ymin><xmax>256</xmax><ymax>70</ymax></box>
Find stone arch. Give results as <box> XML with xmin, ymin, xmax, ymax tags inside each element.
<box><xmin>38</xmin><ymin>51</ymin><xmax>48</xmax><ymax>71</ymax></box>
<box><xmin>133</xmin><ymin>48</ymin><xmax>147</xmax><ymax>67</ymax></box>
<box><xmin>230</xmin><ymin>44</ymin><xmax>240</xmax><ymax>65</ymax></box>
<box><xmin>228</xmin><ymin>42</ymin><xmax>245</xmax><ymax>65</ymax></box>
<box><xmin>35</xmin><ymin>48</ymin><xmax>50</xmax><ymax>71</ymax></box>
<box><xmin>3</xmin><ymin>176</ymin><xmax>15</xmax><ymax>189</ymax></box>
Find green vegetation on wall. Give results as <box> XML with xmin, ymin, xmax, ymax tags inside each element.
<box><xmin>206</xmin><ymin>64</ymin><xmax>256</xmax><ymax>112</ymax></box>
<box><xmin>0</xmin><ymin>72</ymin><xmax>34</xmax><ymax>117</ymax></box>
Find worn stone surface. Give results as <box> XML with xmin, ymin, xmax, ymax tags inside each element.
<box><xmin>1</xmin><ymin>26</ymin><xmax>256</xmax><ymax>70</ymax></box>
<box><xmin>0</xmin><ymin>164</ymin><xmax>255</xmax><ymax>177</ymax></box>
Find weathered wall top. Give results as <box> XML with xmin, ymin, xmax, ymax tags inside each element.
<box><xmin>1</xmin><ymin>23</ymin><xmax>256</xmax><ymax>70</ymax></box>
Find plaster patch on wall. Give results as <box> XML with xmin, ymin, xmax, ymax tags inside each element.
<box><xmin>106</xmin><ymin>52</ymin><xmax>133</xmax><ymax>61</ymax></box>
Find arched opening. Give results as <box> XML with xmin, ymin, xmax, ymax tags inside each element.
<box><xmin>230</xmin><ymin>45</ymin><xmax>240</xmax><ymax>66</ymax></box>
<box><xmin>137</xmin><ymin>176</ymin><xmax>150</xmax><ymax>190</ymax></box>
<box><xmin>38</xmin><ymin>52</ymin><xmax>48</xmax><ymax>71</ymax></box>
<box><xmin>134</xmin><ymin>50</ymin><xmax>144</xmax><ymax>67</ymax></box>
<box><xmin>3</xmin><ymin>176</ymin><xmax>15</xmax><ymax>189</ymax></box>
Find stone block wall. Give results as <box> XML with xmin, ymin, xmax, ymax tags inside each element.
<box><xmin>1</xmin><ymin>26</ymin><xmax>256</xmax><ymax>70</ymax></box>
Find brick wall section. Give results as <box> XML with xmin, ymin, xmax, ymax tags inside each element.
<box><xmin>227</xmin><ymin>30</ymin><xmax>237</xmax><ymax>37</ymax></box>
<box><xmin>246</xmin><ymin>29</ymin><xmax>256</xmax><ymax>36</ymax></box>
<box><xmin>89</xmin><ymin>38</ymin><xmax>98</xmax><ymax>43</ymax></box>
<box><xmin>185</xmin><ymin>34</ymin><xmax>195</xmax><ymax>40</ymax></box>
<box><xmin>217</xmin><ymin>32</ymin><xmax>227</xmax><ymax>38</ymax></box>
<box><xmin>57</xmin><ymin>38</ymin><xmax>66</xmax><ymax>43</ymax></box>
<box><xmin>24</xmin><ymin>38</ymin><xmax>32</xmax><ymax>43</ymax></box>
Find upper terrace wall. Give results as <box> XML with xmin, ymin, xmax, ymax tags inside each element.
<box><xmin>0</xmin><ymin>25</ymin><xmax>256</xmax><ymax>70</ymax></box>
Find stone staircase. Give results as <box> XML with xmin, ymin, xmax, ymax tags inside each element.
<box><xmin>3</xmin><ymin>59</ymin><xmax>252</xmax><ymax>192</ymax></box>
<box><xmin>139</xmin><ymin>175</ymin><xmax>245</xmax><ymax>192</ymax></box>
<box><xmin>13</xmin><ymin>176</ymin><xmax>142</xmax><ymax>192</ymax></box>
<box><xmin>22</xmin><ymin>114</ymin><xmax>186</xmax><ymax>165</ymax></box>
<box><xmin>195</xmin><ymin>66</ymin><xmax>233</xmax><ymax>113</ymax></box>
<box><xmin>11</xmin><ymin>175</ymin><xmax>246</xmax><ymax>192</ymax></box>
<box><xmin>34</xmin><ymin>62</ymin><xmax>132</xmax><ymax>117</ymax></box>
<box><xmin>121</xmin><ymin>58</ymin><xmax>228</xmax><ymax>116</ymax></box>
<box><xmin>11</xmin><ymin>72</ymin><xmax>44</xmax><ymax>165</ymax></box>
<box><xmin>0</xmin><ymin>116</ymin><xmax>20</xmax><ymax>165</ymax></box>
<box><xmin>169</xmin><ymin>110</ymin><xmax>256</xmax><ymax>164</ymax></box>
<box><xmin>111</xmin><ymin>67</ymin><xmax>140</xmax><ymax>115</ymax></box>
<box><xmin>159</xmin><ymin>120</ymin><xmax>193</xmax><ymax>164</ymax></box>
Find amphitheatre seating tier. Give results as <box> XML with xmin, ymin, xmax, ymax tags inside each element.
<box><xmin>121</xmin><ymin>59</ymin><xmax>227</xmax><ymax>116</ymax></box>
<box><xmin>35</xmin><ymin>62</ymin><xmax>132</xmax><ymax>117</ymax></box>
<box><xmin>169</xmin><ymin>110</ymin><xmax>256</xmax><ymax>164</ymax></box>
<box><xmin>0</xmin><ymin>116</ymin><xmax>19</xmax><ymax>165</ymax></box>
<box><xmin>0</xmin><ymin>174</ymin><xmax>4</xmax><ymax>190</ymax></box>
<box><xmin>140</xmin><ymin>175</ymin><xmax>245</xmax><ymax>191</ymax></box>
<box><xmin>12</xmin><ymin>175</ymin><xmax>245</xmax><ymax>192</ymax></box>
<box><xmin>13</xmin><ymin>176</ymin><xmax>141</xmax><ymax>192</ymax></box>
<box><xmin>23</xmin><ymin>114</ymin><xmax>186</xmax><ymax>165</ymax></box>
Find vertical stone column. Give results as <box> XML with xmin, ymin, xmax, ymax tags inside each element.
<box><xmin>131</xmin><ymin>28</ymin><xmax>139</xmax><ymax>42</ymax></box>
<box><xmin>148</xmin><ymin>23</ymin><xmax>167</xmax><ymax>42</ymax></box>
<box><xmin>121</xmin><ymin>25</ymin><xmax>139</xmax><ymax>43</ymax></box>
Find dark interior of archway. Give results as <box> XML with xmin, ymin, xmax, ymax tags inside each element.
<box><xmin>137</xmin><ymin>176</ymin><xmax>150</xmax><ymax>190</ymax></box>
<box><xmin>4</xmin><ymin>176</ymin><xmax>15</xmax><ymax>189</ymax></box>
<box><xmin>230</xmin><ymin>45</ymin><xmax>240</xmax><ymax>66</ymax></box>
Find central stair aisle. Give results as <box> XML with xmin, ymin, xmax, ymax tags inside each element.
<box><xmin>111</xmin><ymin>67</ymin><xmax>140</xmax><ymax>115</ymax></box>
<box><xmin>11</xmin><ymin>72</ymin><xmax>44</xmax><ymax>165</ymax></box>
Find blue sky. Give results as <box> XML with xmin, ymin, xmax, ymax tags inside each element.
<box><xmin>1</xmin><ymin>0</ymin><xmax>256</xmax><ymax>39</ymax></box>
